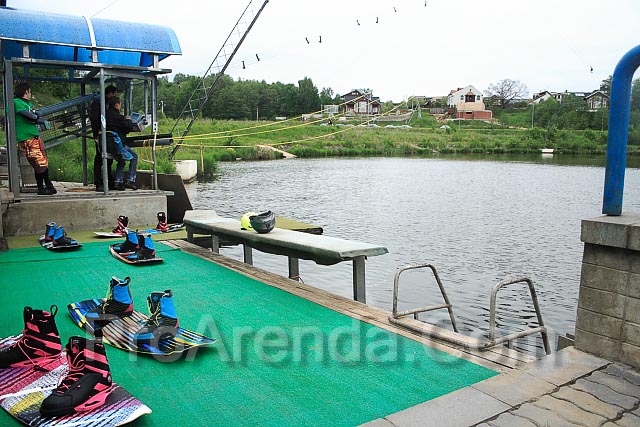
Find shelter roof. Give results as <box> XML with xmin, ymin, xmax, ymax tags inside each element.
<box><xmin>0</xmin><ymin>7</ymin><xmax>181</xmax><ymax>67</ymax></box>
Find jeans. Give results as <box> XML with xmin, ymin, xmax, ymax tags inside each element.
<box><xmin>115</xmin><ymin>145</ymin><xmax>138</xmax><ymax>184</ymax></box>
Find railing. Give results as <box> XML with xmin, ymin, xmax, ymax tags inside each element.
<box><xmin>38</xmin><ymin>93</ymin><xmax>98</xmax><ymax>149</ymax></box>
<box><xmin>390</xmin><ymin>263</ymin><xmax>550</xmax><ymax>355</ymax></box>
<box><xmin>391</xmin><ymin>263</ymin><xmax>459</xmax><ymax>332</ymax></box>
<box><xmin>485</xmin><ymin>277</ymin><xmax>550</xmax><ymax>354</ymax></box>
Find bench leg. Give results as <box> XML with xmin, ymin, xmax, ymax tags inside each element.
<box><xmin>352</xmin><ymin>256</ymin><xmax>366</xmax><ymax>303</ymax></box>
<box><xmin>243</xmin><ymin>245</ymin><xmax>253</xmax><ymax>265</ymax></box>
<box><xmin>211</xmin><ymin>235</ymin><xmax>220</xmax><ymax>254</ymax></box>
<box><xmin>187</xmin><ymin>229</ymin><xmax>194</xmax><ymax>243</ymax></box>
<box><xmin>288</xmin><ymin>257</ymin><xmax>300</xmax><ymax>281</ymax></box>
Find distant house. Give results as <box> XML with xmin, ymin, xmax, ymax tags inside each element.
<box><xmin>341</xmin><ymin>89</ymin><xmax>381</xmax><ymax>115</ymax></box>
<box><xmin>447</xmin><ymin>85</ymin><xmax>483</xmax><ymax>108</ymax></box>
<box><xmin>584</xmin><ymin>90</ymin><xmax>610</xmax><ymax>110</ymax></box>
<box><xmin>551</xmin><ymin>91</ymin><xmax>588</xmax><ymax>103</ymax></box>
<box><xmin>533</xmin><ymin>90</ymin><xmax>588</xmax><ymax>104</ymax></box>
<box><xmin>532</xmin><ymin>89</ymin><xmax>609</xmax><ymax>110</ymax></box>
<box><xmin>532</xmin><ymin>91</ymin><xmax>554</xmax><ymax>104</ymax></box>
<box><xmin>408</xmin><ymin>95</ymin><xmax>446</xmax><ymax>113</ymax></box>
<box><xmin>447</xmin><ymin>85</ymin><xmax>492</xmax><ymax>120</ymax></box>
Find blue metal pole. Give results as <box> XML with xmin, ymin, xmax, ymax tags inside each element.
<box><xmin>603</xmin><ymin>44</ymin><xmax>640</xmax><ymax>215</ymax></box>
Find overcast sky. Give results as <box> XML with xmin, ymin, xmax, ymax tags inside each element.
<box><xmin>13</xmin><ymin>0</ymin><xmax>640</xmax><ymax>102</ymax></box>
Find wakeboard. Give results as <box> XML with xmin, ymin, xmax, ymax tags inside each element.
<box><xmin>0</xmin><ymin>336</ymin><xmax>151</xmax><ymax>426</ymax></box>
<box><xmin>67</xmin><ymin>299</ymin><xmax>216</xmax><ymax>355</ymax></box>
<box><xmin>95</xmin><ymin>223</ymin><xmax>183</xmax><ymax>238</ymax></box>
<box><xmin>38</xmin><ymin>236</ymin><xmax>82</xmax><ymax>251</ymax></box>
<box><xmin>94</xmin><ymin>231</ymin><xmax>127</xmax><ymax>238</ymax></box>
<box><xmin>108</xmin><ymin>245</ymin><xmax>163</xmax><ymax>265</ymax></box>
<box><xmin>144</xmin><ymin>223</ymin><xmax>184</xmax><ymax>234</ymax></box>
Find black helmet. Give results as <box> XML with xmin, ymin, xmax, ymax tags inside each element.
<box><xmin>249</xmin><ymin>211</ymin><xmax>276</xmax><ymax>234</ymax></box>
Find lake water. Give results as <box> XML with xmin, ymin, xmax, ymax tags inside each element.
<box><xmin>186</xmin><ymin>155</ymin><xmax>640</xmax><ymax>355</ymax></box>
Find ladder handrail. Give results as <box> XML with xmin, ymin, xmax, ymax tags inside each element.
<box><xmin>486</xmin><ymin>277</ymin><xmax>550</xmax><ymax>355</ymax></box>
<box><xmin>391</xmin><ymin>263</ymin><xmax>459</xmax><ymax>333</ymax></box>
<box><xmin>390</xmin><ymin>263</ymin><xmax>551</xmax><ymax>355</ymax></box>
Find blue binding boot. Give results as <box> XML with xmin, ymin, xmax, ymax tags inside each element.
<box><xmin>133</xmin><ymin>290</ymin><xmax>179</xmax><ymax>343</ymax></box>
<box><xmin>112</xmin><ymin>230</ymin><xmax>140</xmax><ymax>254</ymax></box>
<box><xmin>126</xmin><ymin>235</ymin><xmax>156</xmax><ymax>261</ymax></box>
<box><xmin>85</xmin><ymin>277</ymin><xmax>134</xmax><ymax>327</ymax></box>
<box><xmin>51</xmin><ymin>226</ymin><xmax>78</xmax><ymax>247</ymax></box>
<box><xmin>43</xmin><ymin>222</ymin><xmax>57</xmax><ymax>243</ymax></box>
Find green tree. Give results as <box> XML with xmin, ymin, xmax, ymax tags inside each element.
<box><xmin>297</xmin><ymin>77</ymin><xmax>320</xmax><ymax>114</ymax></box>
<box><xmin>319</xmin><ymin>87</ymin><xmax>338</xmax><ymax>107</ymax></box>
<box><xmin>380</xmin><ymin>100</ymin><xmax>395</xmax><ymax>113</ymax></box>
<box><xmin>273</xmin><ymin>82</ymin><xmax>298</xmax><ymax>117</ymax></box>
<box><xmin>631</xmin><ymin>78</ymin><xmax>640</xmax><ymax>111</ymax></box>
<box><xmin>629</xmin><ymin>78</ymin><xmax>640</xmax><ymax>144</ymax></box>
<box><xmin>600</xmin><ymin>76</ymin><xmax>612</xmax><ymax>95</ymax></box>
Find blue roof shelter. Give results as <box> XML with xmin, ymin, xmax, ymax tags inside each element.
<box><xmin>1</xmin><ymin>6</ymin><xmax>181</xmax><ymax>195</ymax></box>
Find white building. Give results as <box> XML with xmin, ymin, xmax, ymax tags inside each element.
<box><xmin>447</xmin><ymin>85</ymin><xmax>483</xmax><ymax>108</ymax></box>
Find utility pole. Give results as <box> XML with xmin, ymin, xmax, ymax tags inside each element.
<box><xmin>531</xmin><ymin>102</ymin><xmax>535</xmax><ymax>129</ymax></box>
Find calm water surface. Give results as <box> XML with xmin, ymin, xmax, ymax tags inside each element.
<box><xmin>186</xmin><ymin>155</ymin><xmax>640</xmax><ymax>353</ymax></box>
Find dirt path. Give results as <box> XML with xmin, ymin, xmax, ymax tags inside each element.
<box><xmin>256</xmin><ymin>144</ymin><xmax>297</xmax><ymax>159</ymax></box>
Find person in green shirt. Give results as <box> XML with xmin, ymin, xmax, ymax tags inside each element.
<box><xmin>14</xmin><ymin>82</ymin><xmax>56</xmax><ymax>195</ymax></box>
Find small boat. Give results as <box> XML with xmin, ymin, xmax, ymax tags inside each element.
<box><xmin>541</xmin><ymin>148</ymin><xmax>554</xmax><ymax>154</ymax></box>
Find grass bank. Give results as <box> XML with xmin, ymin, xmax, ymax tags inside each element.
<box><xmin>4</xmin><ymin>115</ymin><xmax>618</xmax><ymax>182</ymax></box>
<box><xmin>157</xmin><ymin>115</ymin><xmax>611</xmax><ymax>160</ymax></box>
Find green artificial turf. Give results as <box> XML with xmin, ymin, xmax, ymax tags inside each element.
<box><xmin>0</xmin><ymin>241</ymin><xmax>497</xmax><ymax>426</ymax></box>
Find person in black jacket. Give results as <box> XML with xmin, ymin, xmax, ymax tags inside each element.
<box><xmin>90</xmin><ymin>85</ymin><xmax>118</xmax><ymax>191</ymax></box>
<box><xmin>105</xmin><ymin>96</ymin><xmax>138</xmax><ymax>191</ymax></box>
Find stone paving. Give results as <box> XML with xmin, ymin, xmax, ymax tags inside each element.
<box><xmin>481</xmin><ymin>363</ymin><xmax>640</xmax><ymax>427</ymax></box>
<box><xmin>361</xmin><ymin>347</ymin><xmax>640</xmax><ymax>427</ymax></box>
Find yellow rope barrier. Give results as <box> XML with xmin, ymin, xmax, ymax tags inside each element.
<box><xmin>176</xmin><ymin>93</ymin><xmax>370</xmax><ymax>139</ymax></box>
<box><xmin>135</xmin><ymin>96</ymin><xmax>417</xmax><ymax>164</ymax></box>
<box><xmin>177</xmin><ymin>96</ymin><xmax>414</xmax><ymax>143</ymax></box>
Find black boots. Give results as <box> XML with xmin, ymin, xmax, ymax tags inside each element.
<box><xmin>112</xmin><ymin>215</ymin><xmax>129</xmax><ymax>235</ymax></box>
<box><xmin>0</xmin><ymin>306</ymin><xmax>62</xmax><ymax>369</ymax></box>
<box><xmin>39</xmin><ymin>336</ymin><xmax>113</xmax><ymax>417</ymax></box>
<box><xmin>35</xmin><ymin>168</ymin><xmax>57</xmax><ymax>195</ymax></box>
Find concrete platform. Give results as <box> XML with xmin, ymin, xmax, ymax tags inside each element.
<box><xmin>2</xmin><ymin>181</ymin><xmax>169</xmax><ymax>235</ymax></box>
<box><xmin>363</xmin><ymin>347</ymin><xmax>640</xmax><ymax>427</ymax></box>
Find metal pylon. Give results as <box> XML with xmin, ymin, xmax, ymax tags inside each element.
<box><xmin>169</xmin><ymin>0</ymin><xmax>269</xmax><ymax>160</ymax></box>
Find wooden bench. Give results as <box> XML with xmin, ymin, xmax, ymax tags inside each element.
<box><xmin>183</xmin><ymin>210</ymin><xmax>388</xmax><ymax>303</ymax></box>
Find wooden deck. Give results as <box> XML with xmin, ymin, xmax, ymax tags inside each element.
<box><xmin>164</xmin><ymin>239</ymin><xmax>536</xmax><ymax>373</ymax></box>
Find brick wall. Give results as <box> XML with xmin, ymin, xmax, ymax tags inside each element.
<box><xmin>455</xmin><ymin>110</ymin><xmax>493</xmax><ymax>120</ymax></box>
<box><xmin>577</xmin><ymin>214</ymin><xmax>640</xmax><ymax>368</ymax></box>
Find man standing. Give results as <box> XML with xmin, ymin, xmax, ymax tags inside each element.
<box><xmin>14</xmin><ymin>82</ymin><xmax>57</xmax><ymax>195</ymax></box>
<box><xmin>90</xmin><ymin>85</ymin><xmax>118</xmax><ymax>192</ymax></box>
<box><xmin>106</xmin><ymin>96</ymin><xmax>138</xmax><ymax>191</ymax></box>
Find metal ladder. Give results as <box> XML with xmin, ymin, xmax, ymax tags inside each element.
<box><xmin>390</xmin><ymin>263</ymin><xmax>551</xmax><ymax>355</ymax></box>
